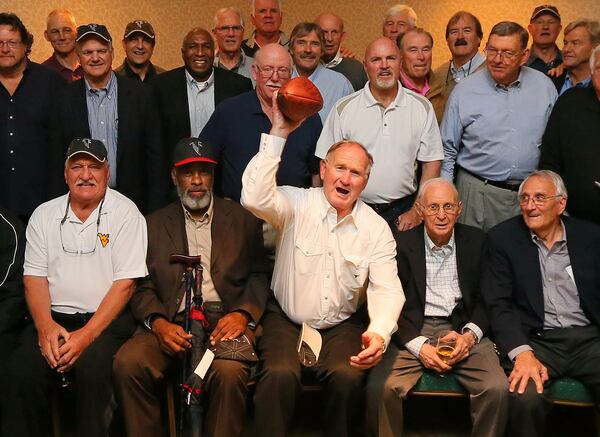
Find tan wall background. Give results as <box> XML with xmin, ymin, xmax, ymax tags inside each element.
<box><xmin>3</xmin><ymin>0</ymin><xmax>600</xmax><ymax>71</ymax></box>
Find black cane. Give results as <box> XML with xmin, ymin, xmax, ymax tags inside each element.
<box><xmin>169</xmin><ymin>254</ymin><xmax>202</xmax><ymax>435</ymax></box>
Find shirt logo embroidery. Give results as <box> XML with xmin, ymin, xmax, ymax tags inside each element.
<box><xmin>97</xmin><ymin>233</ymin><xmax>110</xmax><ymax>248</ymax></box>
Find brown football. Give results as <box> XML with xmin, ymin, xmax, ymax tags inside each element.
<box><xmin>277</xmin><ymin>77</ymin><xmax>324</xmax><ymax>122</ymax></box>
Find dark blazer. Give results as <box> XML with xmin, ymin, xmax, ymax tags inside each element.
<box><xmin>48</xmin><ymin>74</ymin><xmax>168</xmax><ymax>213</ymax></box>
<box><xmin>150</xmin><ymin>66</ymin><xmax>253</xmax><ymax>156</ymax></box>
<box><xmin>130</xmin><ymin>198</ymin><xmax>270</xmax><ymax>327</ymax></box>
<box><xmin>392</xmin><ymin>223</ymin><xmax>488</xmax><ymax>347</ymax></box>
<box><xmin>481</xmin><ymin>215</ymin><xmax>600</xmax><ymax>358</ymax></box>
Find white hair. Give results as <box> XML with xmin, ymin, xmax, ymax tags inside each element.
<box><xmin>590</xmin><ymin>44</ymin><xmax>600</xmax><ymax>71</ymax></box>
<box><xmin>252</xmin><ymin>0</ymin><xmax>282</xmax><ymax>13</ymax></box>
<box><xmin>214</xmin><ymin>6</ymin><xmax>244</xmax><ymax>28</ymax></box>
<box><xmin>416</xmin><ymin>178</ymin><xmax>459</xmax><ymax>201</ymax></box>
<box><xmin>383</xmin><ymin>4</ymin><xmax>417</xmax><ymax>26</ymax></box>
<box><xmin>518</xmin><ymin>170</ymin><xmax>568</xmax><ymax>198</ymax></box>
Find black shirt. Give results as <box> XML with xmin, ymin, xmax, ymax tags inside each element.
<box><xmin>0</xmin><ymin>61</ymin><xmax>65</xmax><ymax>216</ymax></box>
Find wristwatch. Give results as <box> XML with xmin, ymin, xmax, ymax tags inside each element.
<box><xmin>463</xmin><ymin>328</ymin><xmax>479</xmax><ymax>344</ymax></box>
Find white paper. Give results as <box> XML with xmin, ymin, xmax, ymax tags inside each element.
<box><xmin>194</xmin><ymin>349</ymin><xmax>215</xmax><ymax>379</ymax></box>
<box><xmin>298</xmin><ymin>322</ymin><xmax>322</xmax><ymax>361</ymax></box>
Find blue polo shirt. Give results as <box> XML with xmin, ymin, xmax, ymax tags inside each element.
<box><xmin>200</xmin><ymin>91</ymin><xmax>322</xmax><ymax>201</ymax></box>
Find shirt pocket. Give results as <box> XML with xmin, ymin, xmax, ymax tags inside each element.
<box><xmin>294</xmin><ymin>238</ymin><xmax>323</xmax><ymax>276</ymax></box>
<box><xmin>340</xmin><ymin>254</ymin><xmax>369</xmax><ymax>299</ymax></box>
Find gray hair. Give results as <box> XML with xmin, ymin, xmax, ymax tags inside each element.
<box><xmin>46</xmin><ymin>8</ymin><xmax>76</xmax><ymax>29</ymax></box>
<box><xmin>518</xmin><ymin>170</ymin><xmax>568</xmax><ymax>198</ymax></box>
<box><xmin>590</xmin><ymin>44</ymin><xmax>600</xmax><ymax>71</ymax></box>
<box><xmin>416</xmin><ymin>178</ymin><xmax>459</xmax><ymax>201</ymax></box>
<box><xmin>489</xmin><ymin>21</ymin><xmax>529</xmax><ymax>50</ymax></box>
<box><xmin>564</xmin><ymin>18</ymin><xmax>600</xmax><ymax>46</ymax></box>
<box><xmin>384</xmin><ymin>4</ymin><xmax>417</xmax><ymax>27</ymax></box>
<box><xmin>324</xmin><ymin>140</ymin><xmax>373</xmax><ymax>177</ymax></box>
<box><xmin>214</xmin><ymin>7</ymin><xmax>244</xmax><ymax>28</ymax></box>
<box><xmin>252</xmin><ymin>0</ymin><xmax>282</xmax><ymax>13</ymax></box>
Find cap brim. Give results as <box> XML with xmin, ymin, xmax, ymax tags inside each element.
<box><xmin>124</xmin><ymin>30</ymin><xmax>155</xmax><ymax>39</ymax></box>
<box><xmin>66</xmin><ymin>151</ymin><xmax>108</xmax><ymax>163</ymax></box>
<box><xmin>76</xmin><ymin>31</ymin><xmax>112</xmax><ymax>42</ymax></box>
<box><xmin>531</xmin><ymin>10</ymin><xmax>560</xmax><ymax>21</ymax></box>
<box><xmin>174</xmin><ymin>157</ymin><xmax>218</xmax><ymax>167</ymax></box>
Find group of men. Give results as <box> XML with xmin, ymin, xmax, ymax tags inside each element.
<box><xmin>1</xmin><ymin>1</ymin><xmax>600</xmax><ymax>436</ymax></box>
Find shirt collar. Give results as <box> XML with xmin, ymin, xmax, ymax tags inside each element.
<box><xmin>185</xmin><ymin>68</ymin><xmax>215</xmax><ymax>91</ymax></box>
<box><xmin>292</xmin><ymin>63</ymin><xmax>324</xmax><ymax>81</ymax></box>
<box><xmin>85</xmin><ymin>71</ymin><xmax>116</xmax><ymax>94</ymax></box>
<box><xmin>526</xmin><ymin>45</ymin><xmax>562</xmax><ymax>67</ymax></box>
<box><xmin>60</xmin><ymin>188</ymin><xmax>112</xmax><ymax>223</ymax></box>
<box><xmin>449</xmin><ymin>52</ymin><xmax>485</xmax><ymax>78</ymax></box>
<box><xmin>318</xmin><ymin>188</ymin><xmax>360</xmax><ymax>230</ymax></box>
<box><xmin>424</xmin><ymin>228</ymin><xmax>455</xmax><ymax>254</ymax></box>
<box><xmin>247</xmin><ymin>31</ymin><xmax>289</xmax><ymax>49</ymax></box>
<box><xmin>364</xmin><ymin>80</ymin><xmax>404</xmax><ymax>108</ymax></box>
<box><xmin>182</xmin><ymin>193</ymin><xmax>214</xmax><ymax>225</ymax></box>
<box><xmin>563</xmin><ymin>73</ymin><xmax>592</xmax><ymax>89</ymax></box>
<box><xmin>324</xmin><ymin>50</ymin><xmax>343</xmax><ymax>68</ymax></box>
<box><xmin>214</xmin><ymin>50</ymin><xmax>249</xmax><ymax>70</ymax></box>
<box><xmin>531</xmin><ymin>219</ymin><xmax>567</xmax><ymax>245</ymax></box>
<box><xmin>122</xmin><ymin>59</ymin><xmax>157</xmax><ymax>79</ymax></box>
<box><xmin>399</xmin><ymin>69</ymin><xmax>430</xmax><ymax>96</ymax></box>
<box><xmin>485</xmin><ymin>67</ymin><xmax>523</xmax><ymax>91</ymax></box>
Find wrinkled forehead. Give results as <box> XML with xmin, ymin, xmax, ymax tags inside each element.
<box><xmin>256</xmin><ymin>45</ymin><xmax>291</xmax><ymax>67</ymax></box>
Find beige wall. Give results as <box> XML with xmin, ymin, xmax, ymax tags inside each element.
<box><xmin>3</xmin><ymin>0</ymin><xmax>599</xmax><ymax>70</ymax></box>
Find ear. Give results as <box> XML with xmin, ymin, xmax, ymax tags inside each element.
<box><xmin>455</xmin><ymin>200</ymin><xmax>463</xmax><ymax>218</ymax></box>
<box><xmin>171</xmin><ymin>168</ymin><xmax>178</xmax><ymax>187</ymax></box>
<box><xmin>319</xmin><ymin>159</ymin><xmax>326</xmax><ymax>181</ymax></box>
<box><xmin>121</xmin><ymin>39</ymin><xmax>127</xmax><ymax>51</ymax></box>
<box><xmin>519</xmin><ymin>48</ymin><xmax>530</xmax><ymax>66</ymax></box>
<box><xmin>414</xmin><ymin>201</ymin><xmax>425</xmax><ymax>220</ymax></box>
<box><xmin>44</xmin><ymin>30</ymin><xmax>50</xmax><ymax>42</ymax></box>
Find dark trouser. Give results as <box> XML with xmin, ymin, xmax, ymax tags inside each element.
<box><xmin>253</xmin><ymin>298</ymin><xmax>367</xmax><ymax>437</ymax></box>
<box><xmin>366</xmin><ymin>193</ymin><xmax>415</xmax><ymax>230</ymax></box>
<box><xmin>113</xmin><ymin>312</ymin><xmax>251</xmax><ymax>437</ymax></box>
<box><xmin>0</xmin><ymin>310</ymin><xmax>134</xmax><ymax>437</ymax></box>
<box><xmin>506</xmin><ymin>325</ymin><xmax>600</xmax><ymax>437</ymax></box>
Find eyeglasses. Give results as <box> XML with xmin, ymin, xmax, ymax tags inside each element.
<box><xmin>518</xmin><ymin>194</ymin><xmax>563</xmax><ymax>206</ymax></box>
<box><xmin>419</xmin><ymin>203</ymin><xmax>459</xmax><ymax>216</ymax></box>
<box><xmin>60</xmin><ymin>195</ymin><xmax>105</xmax><ymax>255</ymax></box>
<box><xmin>255</xmin><ymin>65</ymin><xmax>291</xmax><ymax>78</ymax></box>
<box><xmin>0</xmin><ymin>40</ymin><xmax>22</xmax><ymax>49</ymax></box>
<box><xmin>215</xmin><ymin>25</ymin><xmax>244</xmax><ymax>34</ymax></box>
<box><xmin>485</xmin><ymin>47</ymin><xmax>523</xmax><ymax>62</ymax></box>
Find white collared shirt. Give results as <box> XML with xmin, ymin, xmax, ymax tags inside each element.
<box><xmin>24</xmin><ymin>188</ymin><xmax>148</xmax><ymax>313</ymax></box>
<box><xmin>241</xmin><ymin>133</ymin><xmax>405</xmax><ymax>346</ymax></box>
<box><xmin>186</xmin><ymin>69</ymin><xmax>215</xmax><ymax>136</ymax></box>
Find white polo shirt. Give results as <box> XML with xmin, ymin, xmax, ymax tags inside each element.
<box><xmin>316</xmin><ymin>81</ymin><xmax>444</xmax><ymax>204</ymax></box>
<box><xmin>24</xmin><ymin>188</ymin><xmax>148</xmax><ymax>314</ymax></box>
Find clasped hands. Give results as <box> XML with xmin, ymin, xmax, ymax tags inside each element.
<box><xmin>419</xmin><ymin>330</ymin><xmax>475</xmax><ymax>373</ymax></box>
<box><xmin>37</xmin><ymin>319</ymin><xmax>94</xmax><ymax>373</ymax></box>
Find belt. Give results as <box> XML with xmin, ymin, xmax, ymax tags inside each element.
<box><xmin>458</xmin><ymin>166</ymin><xmax>521</xmax><ymax>192</ymax></box>
<box><xmin>366</xmin><ymin>194</ymin><xmax>415</xmax><ymax>214</ymax></box>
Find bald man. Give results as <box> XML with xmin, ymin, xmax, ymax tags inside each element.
<box><xmin>41</xmin><ymin>9</ymin><xmax>83</xmax><ymax>81</ymax></box>
<box><xmin>151</xmin><ymin>27</ymin><xmax>252</xmax><ymax>158</ymax></box>
<box><xmin>316</xmin><ymin>37</ymin><xmax>443</xmax><ymax>232</ymax></box>
<box><xmin>315</xmin><ymin>12</ymin><xmax>368</xmax><ymax>91</ymax></box>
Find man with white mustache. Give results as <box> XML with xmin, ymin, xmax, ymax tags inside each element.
<box><xmin>289</xmin><ymin>22</ymin><xmax>353</xmax><ymax>123</ymax></box>
<box><xmin>200</xmin><ymin>43</ymin><xmax>322</xmax><ymax>202</ymax></box>
<box><xmin>1</xmin><ymin>138</ymin><xmax>147</xmax><ymax>437</ymax></box>
<box><xmin>151</xmin><ymin>26</ymin><xmax>252</xmax><ymax>164</ymax></box>
<box><xmin>317</xmin><ymin>37</ymin><xmax>443</xmax><ymax>232</ymax></box>
<box><xmin>114</xmin><ymin>137</ymin><xmax>269</xmax><ymax>437</ymax></box>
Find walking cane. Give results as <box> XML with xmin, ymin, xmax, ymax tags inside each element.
<box><xmin>170</xmin><ymin>254</ymin><xmax>202</xmax><ymax>435</ymax></box>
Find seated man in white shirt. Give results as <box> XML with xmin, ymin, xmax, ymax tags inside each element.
<box><xmin>1</xmin><ymin>138</ymin><xmax>148</xmax><ymax>437</ymax></box>
<box><xmin>241</xmin><ymin>94</ymin><xmax>405</xmax><ymax>437</ymax></box>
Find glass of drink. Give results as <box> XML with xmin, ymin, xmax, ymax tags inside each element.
<box><xmin>436</xmin><ymin>330</ymin><xmax>456</xmax><ymax>364</ymax></box>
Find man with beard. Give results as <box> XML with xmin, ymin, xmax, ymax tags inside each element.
<box><xmin>441</xmin><ymin>22</ymin><xmax>557</xmax><ymax>231</ymax></box>
<box><xmin>212</xmin><ymin>7</ymin><xmax>254</xmax><ymax>81</ymax></box>
<box><xmin>42</xmin><ymin>9</ymin><xmax>83</xmax><ymax>82</ymax></box>
<box><xmin>115</xmin><ymin>20</ymin><xmax>165</xmax><ymax>83</ymax></box>
<box><xmin>315</xmin><ymin>12</ymin><xmax>368</xmax><ymax>92</ymax></box>
<box><xmin>526</xmin><ymin>5</ymin><xmax>563</xmax><ymax>75</ymax></box>
<box><xmin>433</xmin><ymin>11</ymin><xmax>485</xmax><ymax>100</ymax></box>
<box><xmin>200</xmin><ymin>43</ymin><xmax>322</xmax><ymax>201</ymax></box>
<box><xmin>316</xmin><ymin>37</ymin><xmax>443</xmax><ymax>231</ymax></box>
<box><xmin>114</xmin><ymin>138</ymin><xmax>269</xmax><ymax>437</ymax></box>
<box><xmin>289</xmin><ymin>22</ymin><xmax>353</xmax><ymax>123</ymax></box>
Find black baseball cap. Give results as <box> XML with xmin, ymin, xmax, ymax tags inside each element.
<box><xmin>173</xmin><ymin>138</ymin><xmax>218</xmax><ymax>167</ymax></box>
<box><xmin>66</xmin><ymin>138</ymin><xmax>108</xmax><ymax>162</ymax></box>
<box><xmin>124</xmin><ymin>20</ymin><xmax>156</xmax><ymax>39</ymax></box>
<box><xmin>530</xmin><ymin>5</ymin><xmax>561</xmax><ymax>22</ymax></box>
<box><xmin>76</xmin><ymin>24</ymin><xmax>112</xmax><ymax>43</ymax></box>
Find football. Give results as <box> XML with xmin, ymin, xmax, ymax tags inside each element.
<box><xmin>276</xmin><ymin>77</ymin><xmax>324</xmax><ymax>122</ymax></box>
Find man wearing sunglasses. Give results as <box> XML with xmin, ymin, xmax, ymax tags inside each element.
<box><xmin>482</xmin><ymin>170</ymin><xmax>600</xmax><ymax>437</ymax></box>
<box><xmin>441</xmin><ymin>21</ymin><xmax>557</xmax><ymax>231</ymax></box>
<box><xmin>367</xmin><ymin>178</ymin><xmax>508</xmax><ymax>437</ymax></box>
<box><xmin>1</xmin><ymin>138</ymin><xmax>148</xmax><ymax>437</ymax></box>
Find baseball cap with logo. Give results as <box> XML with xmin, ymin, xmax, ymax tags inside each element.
<box><xmin>76</xmin><ymin>23</ymin><xmax>112</xmax><ymax>43</ymax></box>
<box><xmin>530</xmin><ymin>5</ymin><xmax>561</xmax><ymax>22</ymax></box>
<box><xmin>173</xmin><ymin>138</ymin><xmax>218</xmax><ymax>167</ymax></box>
<box><xmin>124</xmin><ymin>20</ymin><xmax>156</xmax><ymax>39</ymax></box>
<box><xmin>66</xmin><ymin>138</ymin><xmax>108</xmax><ymax>162</ymax></box>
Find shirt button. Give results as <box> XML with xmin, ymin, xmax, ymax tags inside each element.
<box><xmin>325</xmin><ymin>274</ymin><xmax>330</xmax><ymax>279</ymax></box>
<box><xmin>10</xmin><ymin>150</ymin><xmax>14</xmax><ymax>154</ymax></box>
<box><xmin>100</xmin><ymin>121</ymin><xmax>105</xmax><ymax>125</ymax></box>
<box><xmin>324</xmin><ymin>296</ymin><xmax>328</xmax><ymax>300</ymax></box>
<box><xmin>11</xmin><ymin>167</ymin><xmax>15</xmax><ymax>171</ymax></box>
<box><xmin>9</xmin><ymin>132</ymin><xmax>13</xmax><ymax>136</ymax></box>
<box><xmin>9</xmin><ymin>115</ymin><xmax>13</xmax><ymax>119</ymax></box>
